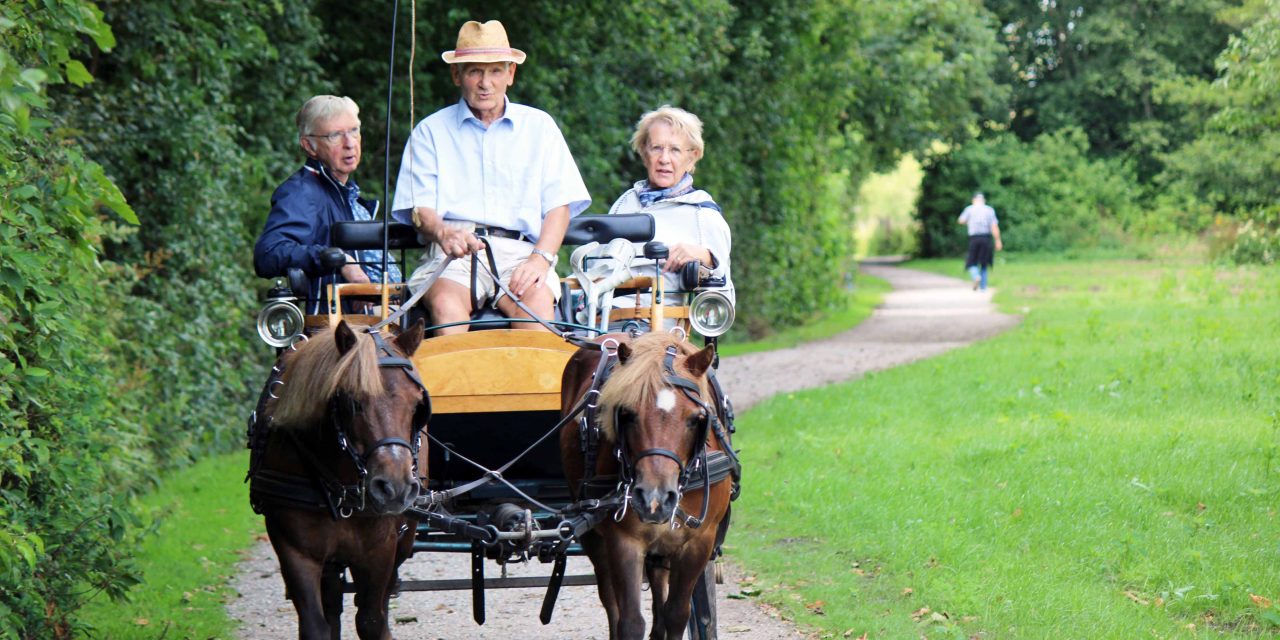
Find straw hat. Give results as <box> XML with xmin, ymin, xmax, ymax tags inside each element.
<box><xmin>441</xmin><ymin>20</ymin><xmax>527</xmax><ymax>65</ymax></box>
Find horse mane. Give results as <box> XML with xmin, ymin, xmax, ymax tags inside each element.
<box><xmin>597</xmin><ymin>332</ymin><xmax>711</xmax><ymax>441</ymax></box>
<box><xmin>271</xmin><ymin>328</ymin><xmax>388</xmax><ymax>429</ymax></box>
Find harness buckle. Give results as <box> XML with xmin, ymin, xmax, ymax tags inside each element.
<box><xmin>614</xmin><ymin>489</ymin><xmax>632</xmax><ymax>523</ymax></box>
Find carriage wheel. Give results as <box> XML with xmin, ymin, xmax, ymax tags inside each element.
<box><xmin>686</xmin><ymin>561</ymin><xmax>718</xmax><ymax>639</ymax></box>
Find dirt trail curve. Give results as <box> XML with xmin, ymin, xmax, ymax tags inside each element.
<box><xmin>228</xmin><ymin>264</ymin><xmax>1020</xmax><ymax>639</ymax></box>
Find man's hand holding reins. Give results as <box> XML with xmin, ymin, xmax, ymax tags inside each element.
<box><xmin>413</xmin><ymin>206</ymin><xmax>484</xmax><ymax>258</ymax></box>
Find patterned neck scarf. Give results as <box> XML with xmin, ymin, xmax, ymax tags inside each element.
<box><xmin>636</xmin><ymin>173</ymin><xmax>694</xmax><ymax>208</ymax></box>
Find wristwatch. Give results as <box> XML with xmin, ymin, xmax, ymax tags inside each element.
<box><xmin>530</xmin><ymin>248</ymin><xmax>558</xmax><ymax>268</ymax></box>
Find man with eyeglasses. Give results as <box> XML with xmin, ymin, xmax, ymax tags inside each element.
<box><xmin>391</xmin><ymin>20</ymin><xmax>589</xmax><ymax>335</ymax></box>
<box><xmin>255</xmin><ymin>95</ymin><xmax>401</xmax><ymax>313</ymax></box>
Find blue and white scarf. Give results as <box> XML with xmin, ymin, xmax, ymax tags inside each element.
<box><xmin>636</xmin><ymin>173</ymin><xmax>695</xmax><ymax>208</ymax></box>
<box><xmin>344</xmin><ymin>182</ymin><xmax>403</xmax><ymax>284</ymax></box>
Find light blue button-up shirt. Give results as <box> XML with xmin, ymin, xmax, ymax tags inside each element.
<box><xmin>391</xmin><ymin>99</ymin><xmax>591</xmax><ymax>242</ymax></box>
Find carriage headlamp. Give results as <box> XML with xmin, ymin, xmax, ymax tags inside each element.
<box><xmin>689</xmin><ymin>291</ymin><xmax>735</xmax><ymax>337</ymax></box>
<box><xmin>257</xmin><ymin>282</ymin><xmax>304</xmax><ymax>348</ymax></box>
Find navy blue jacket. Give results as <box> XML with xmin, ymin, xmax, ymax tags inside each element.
<box><xmin>254</xmin><ymin>158</ymin><xmax>378</xmax><ymax>311</ymax></box>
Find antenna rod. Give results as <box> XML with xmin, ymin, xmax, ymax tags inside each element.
<box><xmin>381</xmin><ymin>0</ymin><xmax>401</xmax><ymax>292</ymax></box>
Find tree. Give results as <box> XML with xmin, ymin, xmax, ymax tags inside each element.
<box><xmin>1160</xmin><ymin>0</ymin><xmax>1280</xmax><ymax>262</ymax></box>
<box><xmin>987</xmin><ymin>0</ymin><xmax>1238</xmax><ymax>180</ymax></box>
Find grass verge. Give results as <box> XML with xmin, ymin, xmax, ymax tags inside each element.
<box><xmin>79</xmin><ymin>451</ymin><xmax>260</xmax><ymax>639</ymax></box>
<box><xmin>730</xmin><ymin>257</ymin><xmax>1280</xmax><ymax>638</ymax></box>
<box><xmin>719</xmin><ymin>270</ymin><xmax>891</xmax><ymax>357</ymax></box>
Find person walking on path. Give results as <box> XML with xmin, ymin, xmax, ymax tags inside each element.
<box><xmin>958</xmin><ymin>192</ymin><xmax>1002</xmax><ymax>290</ymax></box>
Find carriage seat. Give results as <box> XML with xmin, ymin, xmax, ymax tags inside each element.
<box><xmin>326</xmin><ymin>214</ymin><xmax>656</xmax><ymax>327</ymax></box>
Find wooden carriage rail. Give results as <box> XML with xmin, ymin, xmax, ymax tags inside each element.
<box><xmin>317</xmin><ymin>273</ymin><xmax>683</xmax><ymax>336</ymax></box>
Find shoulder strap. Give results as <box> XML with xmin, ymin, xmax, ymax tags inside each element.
<box><xmin>695</xmin><ymin>200</ymin><xmax>721</xmax><ymax>213</ymax></box>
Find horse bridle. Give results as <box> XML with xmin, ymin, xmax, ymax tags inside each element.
<box><xmin>329</xmin><ymin>330</ymin><xmax>432</xmax><ymax>495</ymax></box>
<box><xmin>613</xmin><ymin>345</ymin><xmax>715</xmax><ymax>526</ymax></box>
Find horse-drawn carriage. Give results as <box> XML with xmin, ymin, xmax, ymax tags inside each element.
<box><xmin>246</xmin><ymin>214</ymin><xmax>741</xmax><ymax>639</ymax></box>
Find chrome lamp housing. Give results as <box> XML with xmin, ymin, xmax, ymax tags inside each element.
<box><xmin>257</xmin><ymin>281</ymin><xmax>304</xmax><ymax>348</ymax></box>
<box><xmin>688</xmin><ymin>290</ymin><xmax>735</xmax><ymax>337</ymax></box>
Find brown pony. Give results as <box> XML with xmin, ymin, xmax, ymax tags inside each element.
<box><xmin>252</xmin><ymin>320</ymin><xmax>426</xmax><ymax>640</ymax></box>
<box><xmin>560</xmin><ymin>332</ymin><xmax>732</xmax><ymax>640</ymax></box>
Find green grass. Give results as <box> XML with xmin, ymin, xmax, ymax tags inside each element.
<box><xmin>79</xmin><ymin>452</ymin><xmax>261</xmax><ymax>639</ymax></box>
<box><xmin>730</xmin><ymin>257</ymin><xmax>1280</xmax><ymax>638</ymax></box>
<box><xmin>718</xmin><ymin>271</ymin><xmax>892</xmax><ymax>357</ymax></box>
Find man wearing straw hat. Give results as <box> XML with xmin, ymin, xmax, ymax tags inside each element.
<box><xmin>392</xmin><ymin>20</ymin><xmax>590</xmax><ymax>335</ymax></box>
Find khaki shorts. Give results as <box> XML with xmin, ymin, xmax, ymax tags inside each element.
<box><xmin>406</xmin><ymin>221</ymin><xmax>560</xmax><ymax>305</ymax></box>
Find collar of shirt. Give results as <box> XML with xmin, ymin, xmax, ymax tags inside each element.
<box><xmin>303</xmin><ymin>159</ymin><xmax>358</xmax><ymax>192</ymax></box>
<box><xmin>454</xmin><ymin>96</ymin><xmax>519</xmax><ymax>131</ymax></box>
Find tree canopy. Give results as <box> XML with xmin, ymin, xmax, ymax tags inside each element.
<box><xmin>917</xmin><ymin>0</ymin><xmax>1279</xmax><ymax>262</ymax></box>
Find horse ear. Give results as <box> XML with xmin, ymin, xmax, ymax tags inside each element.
<box><xmin>617</xmin><ymin>342</ymin><xmax>633</xmax><ymax>364</ymax></box>
<box><xmin>334</xmin><ymin>320</ymin><xmax>358</xmax><ymax>354</ymax></box>
<box><xmin>685</xmin><ymin>343</ymin><xmax>716</xmax><ymax>379</ymax></box>
<box><xmin>394</xmin><ymin>319</ymin><xmax>425</xmax><ymax>357</ymax></box>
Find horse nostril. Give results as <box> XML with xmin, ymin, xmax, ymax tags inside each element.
<box><xmin>369</xmin><ymin>476</ymin><xmax>395</xmax><ymax>503</ymax></box>
<box><xmin>663</xmin><ymin>490</ymin><xmax>679</xmax><ymax>511</ymax></box>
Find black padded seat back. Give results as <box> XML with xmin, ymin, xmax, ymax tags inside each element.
<box><xmin>563</xmin><ymin>213</ymin><xmax>654</xmax><ymax>246</ymax></box>
<box><xmin>331</xmin><ymin>221</ymin><xmax>424</xmax><ymax>250</ymax></box>
<box><xmin>331</xmin><ymin>214</ymin><xmax>653</xmax><ymax>251</ymax></box>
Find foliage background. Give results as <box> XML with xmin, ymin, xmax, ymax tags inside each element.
<box><xmin>915</xmin><ymin>0</ymin><xmax>1280</xmax><ymax>263</ymax></box>
<box><xmin>3</xmin><ymin>0</ymin><xmax>1278</xmax><ymax>636</ymax></box>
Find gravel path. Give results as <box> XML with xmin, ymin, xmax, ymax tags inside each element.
<box><xmin>228</xmin><ymin>264</ymin><xmax>1020</xmax><ymax>639</ymax></box>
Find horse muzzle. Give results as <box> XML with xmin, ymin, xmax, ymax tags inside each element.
<box><xmin>631</xmin><ymin>482</ymin><xmax>680</xmax><ymax>524</ymax></box>
<box><xmin>365</xmin><ymin>472</ymin><xmax>419</xmax><ymax>514</ymax></box>
<box><xmin>364</xmin><ymin>446</ymin><xmax>420</xmax><ymax>514</ymax></box>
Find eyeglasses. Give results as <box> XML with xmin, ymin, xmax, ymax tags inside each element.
<box><xmin>646</xmin><ymin>144</ymin><xmax>685</xmax><ymax>160</ymax></box>
<box><xmin>307</xmin><ymin>126</ymin><xmax>361</xmax><ymax>144</ymax></box>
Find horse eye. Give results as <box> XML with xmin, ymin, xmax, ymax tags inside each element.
<box><xmin>687</xmin><ymin>412</ymin><xmax>706</xmax><ymax>429</ymax></box>
<box><xmin>618</xmin><ymin>408</ymin><xmax>636</xmax><ymax>424</ymax></box>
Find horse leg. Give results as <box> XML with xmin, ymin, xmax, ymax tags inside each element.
<box><xmin>349</xmin><ymin>554</ymin><xmax>397</xmax><ymax>640</ymax></box>
<box><xmin>658</xmin><ymin>542</ymin><xmax>716</xmax><ymax>640</ymax></box>
<box><xmin>321</xmin><ymin>563</ymin><xmax>345</xmax><ymax>640</ymax></box>
<box><xmin>604</xmin><ymin>534</ymin><xmax>648</xmax><ymax>640</ymax></box>
<box><xmin>646</xmin><ymin>556</ymin><xmax>669</xmax><ymax>640</ymax></box>
<box><xmin>581</xmin><ymin>531</ymin><xmax>621</xmax><ymax>638</ymax></box>
<box><xmin>273</xmin><ymin>543</ymin><xmax>331</xmax><ymax>640</ymax></box>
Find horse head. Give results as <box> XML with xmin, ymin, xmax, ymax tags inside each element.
<box><xmin>274</xmin><ymin>320</ymin><xmax>427</xmax><ymax>515</ymax></box>
<box><xmin>601</xmin><ymin>333</ymin><xmax>717</xmax><ymax>525</ymax></box>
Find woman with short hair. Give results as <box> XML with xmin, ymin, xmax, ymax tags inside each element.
<box><xmin>608</xmin><ymin>105</ymin><xmax>734</xmax><ymax>313</ymax></box>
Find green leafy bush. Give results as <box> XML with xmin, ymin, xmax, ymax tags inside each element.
<box><xmin>0</xmin><ymin>2</ymin><xmax>146</xmax><ymax>636</ymax></box>
<box><xmin>917</xmin><ymin>128</ymin><xmax>1141</xmax><ymax>256</ymax></box>
<box><xmin>61</xmin><ymin>0</ymin><xmax>326</xmax><ymax>458</ymax></box>
<box><xmin>1159</xmin><ymin>0</ymin><xmax>1280</xmax><ymax>264</ymax></box>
